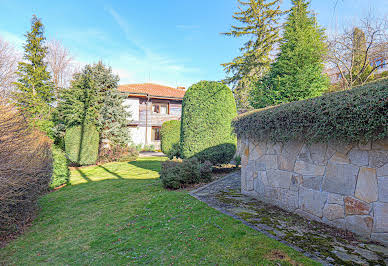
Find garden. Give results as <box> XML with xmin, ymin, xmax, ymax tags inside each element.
<box><xmin>1</xmin><ymin>0</ymin><xmax>387</xmax><ymax>264</ymax></box>
<box><xmin>0</xmin><ymin>157</ymin><xmax>317</xmax><ymax>265</ymax></box>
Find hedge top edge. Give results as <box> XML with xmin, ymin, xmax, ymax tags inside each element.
<box><xmin>233</xmin><ymin>78</ymin><xmax>388</xmax><ymax>144</ymax></box>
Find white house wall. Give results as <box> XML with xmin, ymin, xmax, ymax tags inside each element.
<box><xmin>123</xmin><ymin>98</ymin><xmax>139</xmax><ymax>121</ymax></box>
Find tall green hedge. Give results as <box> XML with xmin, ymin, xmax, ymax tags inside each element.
<box><xmin>64</xmin><ymin>123</ymin><xmax>99</xmax><ymax>165</ymax></box>
<box><xmin>233</xmin><ymin>78</ymin><xmax>388</xmax><ymax>143</ymax></box>
<box><xmin>160</xmin><ymin>120</ymin><xmax>181</xmax><ymax>159</ymax></box>
<box><xmin>50</xmin><ymin>145</ymin><xmax>70</xmax><ymax>188</ymax></box>
<box><xmin>180</xmin><ymin>81</ymin><xmax>237</xmax><ymax>164</ymax></box>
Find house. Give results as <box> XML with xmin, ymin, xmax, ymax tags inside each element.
<box><xmin>118</xmin><ymin>83</ymin><xmax>186</xmax><ymax>150</ymax></box>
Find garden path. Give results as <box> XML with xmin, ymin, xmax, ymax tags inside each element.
<box><xmin>191</xmin><ymin>171</ymin><xmax>388</xmax><ymax>265</ymax></box>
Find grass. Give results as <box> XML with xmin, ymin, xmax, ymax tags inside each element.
<box><xmin>0</xmin><ymin>157</ymin><xmax>319</xmax><ymax>265</ymax></box>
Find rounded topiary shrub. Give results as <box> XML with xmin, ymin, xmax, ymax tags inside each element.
<box><xmin>180</xmin><ymin>81</ymin><xmax>237</xmax><ymax>164</ymax></box>
<box><xmin>64</xmin><ymin>123</ymin><xmax>99</xmax><ymax>165</ymax></box>
<box><xmin>160</xmin><ymin>120</ymin><xmax>181</xmax><ymax>159</ymax></box>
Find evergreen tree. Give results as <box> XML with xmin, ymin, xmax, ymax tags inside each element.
<box><xmin>57</xmin><ymin>62</ymin><xmax>131</xmax><ymax>146</ymax></box>
<box><xmin>57</xmin><ymin>67</ymin><xmax>99</xmax><ymax>128</ymax></box>
<box><xmin>97</xmin><ymin>89</ymin><xmax>131</xmax><ymax>146</ymax></box>
<box><xmin>250</xmin><ymin>0</ymin><xmax>329</xmax><ymax>108</ymax></box>
<box><xmin>13</xmin><ymin>15</ymin><xmax>54</xmax><ymax>118</ymax></box>
<box><xmin>222</xmin><ymin>0</ymin><xmax>283</xmax><ymax>110</ymax></box>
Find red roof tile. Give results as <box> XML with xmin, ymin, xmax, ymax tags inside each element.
<box><xmin>118</xmin><ymin>83</ymin><xmax>186</xmax><ymax>99</ymax></box>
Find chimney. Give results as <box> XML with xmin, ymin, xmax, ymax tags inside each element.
<box><xmin>177</xmin><ymin>86</ymin><xmax>186</xmax><ymax>90</ymax></box>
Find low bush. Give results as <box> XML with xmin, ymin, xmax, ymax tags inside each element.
<box><xmin>233</xmin><ymin>78</ymin><xmax>388</xmax><ymax>143</ymax></box>
<box><xmin>160</xmin><ymin>158</ymin><xmax>213</xmax><ymax>189</ymax></box>
<box><xmin>50</xmin><ymin>145</ymin><xmax>70</xmax><ymax>189</ymax></box>
<box><xmin>0</xmin><ymin>100</ymin><xmax>53</xmax><ymax>236</ymax></box>
<box><xmin>160</xmin><ymin>120</ymin><xmax>181</xmax><ymax>159</ymax></box>
<box><xmin>64</xmin><ymin>123</ymin><xmax>99</xmax><ymax>165</ymax></box>
<box><xmin>98</xmin><ymin>145</ymin><xmax>139</xmax><ymax>164</ymax></box>
<box><xmin>159</xmin><ymin>160</ymin><xmax>183</xmax><ymax>189</ymax></box>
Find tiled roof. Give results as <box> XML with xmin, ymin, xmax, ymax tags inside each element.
<box><xmin>118</xmin><ymin>83</ymin><xmax>186</xmax><ymax>99</ymax></box>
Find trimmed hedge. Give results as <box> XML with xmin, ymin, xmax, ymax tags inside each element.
<box><xmin>50</xmin><ymin>145</ymin><xmax>70</xmax><ymax>188</ymax></box>
<box><xmin>233</xmin><ymin>78</ymin><xmax>388</xmax><ymax>143</ymax></box>
<box><xmin>64</xmin><ymin>123</ymin><xmax>99</xmax><ymax>165</ymax></box>
<box><xmin>180</xmin><ymin>81</ymin><xmax>237</xmax><ymax>164</ymax></box>
<box><xmin>160</xmin><ymin>120</ymin><xmax>181</xmax><ymax>159</ymax></box>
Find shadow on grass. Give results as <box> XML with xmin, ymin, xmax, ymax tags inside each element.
<box><xmin>74</xmin><ymin>167</ymin><xmax>92</xmax><ymax>182</ymax></box>
<box><xmin>128</xmin><ymin>159</ymin><xmax>163</xmax><ymax>173</ymax></box>
<box><xmin>97</xmin><ymin>165</ymin><xmax>123</xmax><ymax>179</ymax></box>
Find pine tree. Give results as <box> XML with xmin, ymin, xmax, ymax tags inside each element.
<box><xmin>250</xmin><ymin>0</ymin><xmax>329</xmax><ymax>108</ymax></box>
<box><xmin>97</xmin><ymin>90</ymin><xmax>131</xmax><ymax>146</ymax></box>
<box><xmin>222</xmin><ymin>0</ymin><xmax>283</xmax><ymax>110</ymax></box>
<box><xmin>57</xmin><ymin>62</ymin><xmax>131</xmax><ymax>146</ymax></box>
<box><xmin>13</xmin><ymin>15</ymin><xmax>54</xmax><ymax>118</ymax></box>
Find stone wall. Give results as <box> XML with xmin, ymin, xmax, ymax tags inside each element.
<box><xmin>239</xmin><ymin>137</ymin><xmax>388</xmax><ymax>245</ymax></box>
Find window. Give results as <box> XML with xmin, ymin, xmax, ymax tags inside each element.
<box><xmin>152</xmin><ymin>127</ymin><xmax>161</xmax><ymax>141</ymax></box>
<box><xmin>152</xmin><ymin>103</ymin><xmax>169</xmax><ymax>114</ymax></box>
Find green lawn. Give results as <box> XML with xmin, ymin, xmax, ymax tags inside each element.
<box><xmin>0</xmin><ymin>157</ymin><xmax>318</xmax><ymax>265</ymax></box>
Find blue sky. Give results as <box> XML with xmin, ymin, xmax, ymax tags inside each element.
<box><xmin>0</xmin><ymin>0</ymin><xmax>387</xmax><ymax>88</ymax></box>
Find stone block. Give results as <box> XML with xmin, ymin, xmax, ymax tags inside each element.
<box><xmin>298</xmin><ymin>187</ymin><xmax>327</xmax><ymax>217</ymax></box>
<box><xmin>369</xmin><ymin>151</ymin><xmax>388</xmax><ymax>168</ymax></box>
<box><xmin>327</xmin><ymin>193</ymin><xmax>344</xmax><ymax>205</ymax></box>
<box><xmin>323</xmin><ymin>203</ymin><xmax>345</xmax><ymax>220</ymax></box>
<box><xmin>267</xmin><ymin>169</ymin><xmax>293</xmax><ymax>189</ymax></box>
<box><xmin>323</xmin><ymin>163</ymin><xmax>359</xmax><ymax>195</ymax></box>
<box><xmin>348</xmin><ymin>149</ymin><xmax>369</xmax><ymax>166</ymax></box>
<box><xmin>372</xmin><ymin>138</ymin><xmax>388</xmax><ymax>151</ymax></box>
<box><xmin>378</xmin><ymin>177</ymin><xmax>388</xmax><ymax>203</ymax></box>
<box><xmin>250</xmin><ymin>141</ymin><xmax>266</xmax><ymax>161</ymax></box>
<box><xmin>355</xmin><ymin>167</ymin><xmax>378</xmax><ymax>203</ymax></box>
<box><xmin>308</xmin><ymin>143</ymin><xmax>328</xmax><ymax>165</ymax></box>
<box><xmin>277</xmin><ymin>155</ymin><xmax>295</xmax><ymax>171</ymax></box>
<box><xmin>278</xmin><ymin>188</ymin><xmax>299</xmax><ymax>211</ymax></box>
<box><xmin>294</xmin><ymin>160</ymin><xmax>325</xmax><ymax>176</ymax></box>
<box><xmin>377</xmin><ymin>163</ymin><xmax>388</xmax><ymax>177</ymax></box>
<box><xmin>322</xmin><ymin>217</ymin><xmax>346</xmax><ymax>230</ymax></box>
<box><xmin>267</xmin><ymin>142</ymin><xmax>282</xmax><ymax>154</ymax></box>
<box><xmin>257</xmin><ymin>171</ymin><xmax>269</xmax><ymax>186</ymax></box>
<box><xmin>278</xmin><ymin>141</ymin><xmax>303</xmax><ymax>171</ymax></box>
<box><xmin>290</xmin><ymin>174</ymin><xmax>303</xmax><ymax>191</ymax></box>
<box><xmin>241</xmin><ymin>168</ymin><xmax>247</xmax><ymax>191</ymax></box>
<box><xmin>328</xmin><ymin>140</ymin><xmax>353</xmax><ymax>154</ymax></box>
<box><xmin>242</xmin><ymin>147</ymin><xmax>249</xmax><ymax>166</ymax></box>
<box><xmin>254</xmin><ymin>174</ymin><xmax>265</xmax><ymax>196</ymax></box>
<box><xmin>297</xmin><ymin>145</ymin><xmax>312</xmax><ymax>163</ymax></box>
<box><xmin>345</xmin><ymin>215</ymin><xmax>373</xmax><ymax>237</ymax></box>
<box><xmin>262</xmin><ymin>155</ymin><xmax>278</xmax><ymax>170</ymax></box>
<box><xmin>373</xmin><ymin>202</ymin><xmax>388</xmax><ymax>233</ymax></box>
<box><xmin>329</xmin><ymin>152</ymin><xmax>350</xmax><ymax>164</ymax></box>
<box><xmin>301</xmin><ymin>175</ymin><xmax>322</xmax><ymax>190</ymax></box>
<box><xmin>359</xmin><ymin>141</ymin><xmax>372</xmax><ymax>151</ymax></box>
<box><xmin>371</xmin><ymin>233</ymin><xmax>388</xmax><ymax>246</ymax></box>
<box><xmin>344</xmin><ymin>196</ymin><xmax>371</xmax><ymax>215</ymax></box>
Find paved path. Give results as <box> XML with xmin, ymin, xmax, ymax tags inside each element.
<box><xmin>191</xmin><ymin>171</ymin><xmax>388</xmax><ymax>266</ymax></box>
<box><xmin>139</xmin><ymin>151</ymin><xmax>165</xmax><ymax>157</ymax></box>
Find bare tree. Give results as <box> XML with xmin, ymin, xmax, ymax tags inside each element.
<box><xmin>0</xmin><ymin>38</ymin><xmax>19</xmax><ymax>97</ymax></box>
<box><xmin>327</xmin><ymin>15</ymin><xmax>388</xmax><ymax>89</ymax></box>
<box><xmin>46</xmin><ymin>39</ymin><xmax>75</xmax><ymax>90</ymax></box>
